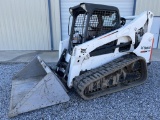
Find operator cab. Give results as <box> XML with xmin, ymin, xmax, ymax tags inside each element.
<box><xmin>68</xmin><ymin>3</ymin><xmax>121</xmax><ymax>52</ymax></box>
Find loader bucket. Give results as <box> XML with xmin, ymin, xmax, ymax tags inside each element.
<box><xmin>9</xmin><ymin>56</ymin><xmax>70</xmax><ymax>117</ymax></box>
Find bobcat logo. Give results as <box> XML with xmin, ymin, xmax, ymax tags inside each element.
<box><xmin>141</xmin><ymin>46</ymin><xmax>151</xmax><ymax>50</ymax></box>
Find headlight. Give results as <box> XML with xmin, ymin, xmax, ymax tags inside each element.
<box><xmin>69</xmin><ymin>8</ymin><xmax>73</xmax><ymax>15</ymax></box>
<box><xmin>80</xmin><ymin>4</ymin><xmax>87</xmax><ymax>11</ymax></box>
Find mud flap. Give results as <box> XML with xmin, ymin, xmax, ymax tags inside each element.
<box><xmin>9</xmin><ymin>56</ymin><xmax>70</xmax><ymax>117</ymax></box>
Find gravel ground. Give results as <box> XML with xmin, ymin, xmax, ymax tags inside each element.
<box><xmin>0</xmin><ymin>62</ymin><xmax>160</xmax><ymax>120</ymax></box>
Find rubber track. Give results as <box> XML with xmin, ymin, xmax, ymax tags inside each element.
<box><xmin>73</xmin><ymin>54</ymin><xmax>147</xmax><ymax>100</ymax></box>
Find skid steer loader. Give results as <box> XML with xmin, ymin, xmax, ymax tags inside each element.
<box><xmin>9</xmin><ymin>3</ymin><xmax>154</xmax><ymax>117</ymax></box>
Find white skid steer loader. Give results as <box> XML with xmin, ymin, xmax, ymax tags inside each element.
<box><xmin>9</xmin><ymin>3</ymin><xmax>154</xmax><ymax>117</ymax></box>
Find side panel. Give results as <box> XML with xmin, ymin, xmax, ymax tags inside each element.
<box><xmin>133</xmin><ymin>33</ymin><xmax>154</xmax><ymax>63</ymax></box>
<box><xmin>81</xmin><ymin>53</ymin><xmax>127</xmax><ymax>71</ymax></box>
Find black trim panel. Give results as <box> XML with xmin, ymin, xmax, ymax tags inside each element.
<box><xmin>90</xmin><ymin>41</ymin><xmax>131</xmax><ymax>57</ymax></box>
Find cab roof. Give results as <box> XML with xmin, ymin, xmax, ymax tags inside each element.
<box><xmin>69</xmin><ymin>3</ymin><xmax>119</xmax><ymax>15</ymax></box>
